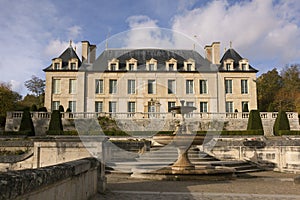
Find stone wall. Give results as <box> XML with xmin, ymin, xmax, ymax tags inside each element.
<box><xmin>203</xmin><ymin>138</ymin><xmax>300</xmax><ymax>173</ymax></box>
<box><xmin>0</xmin><ymin>157</ymin><xmax>106</xmax><ymax>200</ymax></box>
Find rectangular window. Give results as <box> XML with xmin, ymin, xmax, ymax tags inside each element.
<box><xmin>168</xmin><ymin>80</ymin><xmax>176</xmax><ymax>94</ymax></box>
<box><xmin>129</xmin><ymin>63</ymin><xmax>135</xmax><ymax>71</ymax></box>
<box><xmin>109</xmin><ymin>79</ymin><xmax>117</xmax><ymax>94</ymax></box>
<box><xmin>95</xmin><ymin>79</ymin><xmax>104</xmax><ymax>94</ymax></box>
<box><xmin>199</xmin><ymin>80</ymin><xmax>207</xmax><ymax>94</ymax></box>
<box><xmin>52</xmin><ymin>79</ymin><xmax>61</xmax><ymax>94</ymax></box>
<box><xmin>226</xmin><ymin>101</ymin><xmax>233</xmax><ymax>113</ymax></box>
<box><xmin>187</xmin><ymin>63</ymin><xmax>192</xmax><ymax>71</ymax></box>
<box><xmin>226</xmin><ymin>63</ymin><xmax>231</xmax><ymax>70</ymax></box>
<box><xmin>169</xmin><ymin>63</ymin><xmax>174</xmax><ymax>71</ymax></box>
<box><xmin>168</xmin><ymin>101</ymin><xmax>176</xmax><ymax>112</ymax></box>
<box><xmin>200</xmin><ymin>102</ymin><xmax>208</xmax><ymax>112</ymax></box>
<box><xmin>52</xmin><ymin>101</ymin><xmax>60</xmax><ymax>111</ymax></box>
<box><xmin>186</xmin><ymin>102</ymin><xmax>194</xmax><ymax>118</ymax></box>
<box><xmin>95</xmin><ymin>101</ymin><xmax>103</xmax><ymax>112</ymax></box>
<box><xmin>148</xmin><ymin>80</ymin><xmax>156</xmax><ymax>94</ymax></box>
<box><xmin>70</xmin><ymin>63</ymin><xmax>76</xmax><ymax>70</ymax></box>
<box><xmin>111</xmin><ymin>63</ymin><xmax>117</xmax><ymax>71</ymax></box>
<box><xmin>242</xmin><ymin>101</ymin><xmax>249</xmax><ymax>112</ymax></box>
<box><xmin>128</xmin><ymin>80</ymin><xmax>136</xmax><ymax>94</ymax></box>
<box><xmin>128</xmin><ymin>102</ymin><xmax>136</xmax><ymax>113</ymax></box>
<box><xmin>242</xmin><ymin>63</ymin><xmax>247</xmax><ymax>70</ymax></box>
<box><xmin>68</xmin><ymin>101</ymin><xmax>76</xmax><ymax>112</ymax></box>
<box><xmin>109</xmin><ymin>101</ymin><xmax>117</xmax><ymax>113</ymax></box>
<box><xmin>149</xmin><ymin>64</ymin><xmax>155</xmax><ymax>71</ymax></box>
<box><xmin>225</xmin><ymin>79</ymin><xmax>232</xmax><ymax>94</ymax></box>
<box><xmin>69</xmin><ymin>79</ymin><xmax>77</xmax><ymax>94</ymax></box>
<box><xmin>54</xmin><ymin>63</ymin><xmax>60</xmax><ymax>70</ymax></box>
<box><xmin>186</xmin><ymin>80</ymin><xmax>194</xmax><ymax>94</ymax></box>
<box><xmin>241</xmin><ymin>80</ymin><xmax>248</xmax><ymax>94</ymax></box>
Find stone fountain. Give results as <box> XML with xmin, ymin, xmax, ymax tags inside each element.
<box><xmin>153</xmin><ymin>100</ymin><xmax>205</xmax><ymax>172</ymax></box>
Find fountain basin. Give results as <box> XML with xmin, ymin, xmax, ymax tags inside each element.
<box><xmin>153</xmin><ymin>134</ymin><xmax>205</xmax><ymax>146</ymax></box>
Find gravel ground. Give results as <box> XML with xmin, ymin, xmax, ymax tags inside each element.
<box><xmin>94</xmin><ymin>171</ymin><xmax>300</xmax><ymax>200</ymax></box>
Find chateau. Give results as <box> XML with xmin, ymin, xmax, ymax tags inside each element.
<box><xmin>43</xmin><ymin>41</ymin><xmax>258</xmax><ymax>115</ymax></box>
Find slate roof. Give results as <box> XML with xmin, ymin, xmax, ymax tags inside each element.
<box><xmin>83</xmin><ymin>49</ymin><xmax>218</xmax><ymax>72</ymax></box>
<box><xmin>219</xmin><ymin>48</ymin><xmax>258</xmax><ymax>72</ymax></box>
<box><xmin>43</xmin><ymin>46</ymin><xmax>81</xmax><ymax>71</ymax></box>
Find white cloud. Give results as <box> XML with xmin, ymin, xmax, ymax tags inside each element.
<box><xmin>171</xmin><ymin>0</ymin><xmax>300</xmax><ymax>71</ymax></box>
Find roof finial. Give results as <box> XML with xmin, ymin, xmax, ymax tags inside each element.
<box><xmin>230</xmin><ymin>41</ymin><xmax>232</xmax><ymax>49</ymax></box>
<box><xmin>224</xmin><ymin>47</ymin><xmax>227</xmax><ymax>52</ymax></box>
<box><xmin>69</xmin><ymin>40</ymin><xmax>73</xmax><ymax>47</ymax></box>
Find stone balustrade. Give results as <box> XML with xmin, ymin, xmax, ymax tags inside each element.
<box><xmin>6</xmin><ymin>111</ymin><xmax>299</xmax><ymax>120</ymax></box>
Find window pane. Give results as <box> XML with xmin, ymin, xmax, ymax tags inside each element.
<box><xmin>149</xmin><ymin>64</ymin><xmax>155</xmax><ymax>71</ymax></box>
<box><xmin>52</xmin><ymin>101</ymin><xmax>60</xmax><ymax>111</ymax></box>
<box><xmin>148</xmin><ymin>80</ymin><xmax>156</xmax><ymax>94</ymax></box>
<box><xmin>186</xmin><ymin>80</ymin><xmax>194</xmax><ymax>94</ymax></box>
<box><xmin>128</xmin><ymin>102</ymin><xmax>136</xmax><ymax>112</ymax></box>
<box><xmin>70</xmin><ymin>63</ymin><xmax>76</xmax><ymax>70</ymax></box>
<box><xmin>187</xmin><ymin>64</ymin><xmax>192</xmax><ymax>71</ymax></box>
<box><xmin>226</xmin><ymin>102</ymin><xmax>233</xmax><ymax>112</ymax></box>
<box><xmin>109</xmin><ymin>80</ymin><xmax>117</xmax><ymax>94</ymax></box>
<box><xmin>169</xmin><ymin>63</ymin><xmax>174</xmax><ymax>71</ymax></box>
<box><xmin>200</xmin><ymin>80</ymin><xmax>207</xmax><ymax>94</ymax></box>
<box><xmin>95</xmin><ymin>79</ymin><xmax>103</xmax><ymax>94</ymax></box>
<box><xmin>95</xmin><ymin>101</ymin><xmax>103</xmax><ymax>112</ymax></box>
<box><xmin>109</xmin><ymin>101</ymin><xmax>117</xmax><ymax>113</ymax></box>
<box><xmin>241</xmin><ymin>80</ymin><xmax>248</xmax><ymax>94</ymax></box>
<box><xmin>111</xmin><ymin>63</ymin><xmax>116</xmax><ymax>71</ymax></box>
<box><xmin>68</xmin><ymin>101</ymin><xmax>76</xmax><ymax>112</ymax></box>
<box><xmin>129</xmin><ymin>63</ymin><xmax>134</xmax><ymax>71</ymax></box>
<box><xmin>200</xmin><ymin>102</ymin><xmax>208</xmax><ymax>112</ymax></box>
<box><xmin>225</xmin><ymin>80</ymin><xmax>232</xmax><ymax>94</ymax></box>
<box><xmin>128</xmin><ymin>80</ymin><xmax>136</xmax><ymax>94</ymax></box>
<box><xmin>52</xmin><ymin>79</ymin><xmax>61</xmax><ymax>94</ymax></box>
<box><xmin>168</xmin><ymin>101</ymin><xmax>176</xmax><ymax>112</ymax></box>
<box><xmin>168</xmin><ymin>80</ymin><xmax>175</xmax><ymax>94</ymax></box>
<box><xmin>242</xmin><ymin>101</ymin><xmax>249</xmax><ymax>112</ymax></box>
<box><xmin>69</xmin><ymin>79</ymin><xmax>77</xmax><ymax>94</ymax></box>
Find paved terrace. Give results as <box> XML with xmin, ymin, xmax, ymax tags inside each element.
<box><xmin>96</xmin><ymin>171</ymin><xmax>300</xmax><ymax>200</ymax></box>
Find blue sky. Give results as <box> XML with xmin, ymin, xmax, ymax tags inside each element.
<box><xmin>0</xmin><ymin>0</ymin><xmax>300</xmax><ymax>96</ymax></box>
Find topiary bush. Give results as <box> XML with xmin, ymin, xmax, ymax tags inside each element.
<box><xmin>30</xmin><ymin>104</ymin><xmax>38</xmax><ymax>112</ymax></box>
<box><xmin>59</xmin><ymin>105</ymin><xmax>64</xmax><ymax>112</ymax></box>
<box><xmin>247</xmin><ymin>110</ymin><xmax>264</xmax><ymax>133</ymax></box>
<box><xmin>47</xmin><ymin>110</ymin><xmax>63</xmax><ymax>135</ymax></box>
<box><xmin>19</xmin><ymin>108</ymin><xmax>35</xmax><ymax>136</ymax></box>
<box><xmin>38</xmin><ymin>107</ymin><xmax>47</xmax><ymax>112</ymax></box>
<box><xmin>273</xmin><ymin>110</ymin><xmax>290</xmax><ymax>136</ymax></box>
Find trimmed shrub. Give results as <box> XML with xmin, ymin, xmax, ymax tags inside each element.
<box><xmin>66</xmin><ymin>108</ymin><xmax>71</xmax><ymax>112</ymax></box>
<box><xmin>48</xmin><ymin>110</ymin><xmax>63</xmax><ymax>135</ymax></box>
<box><xmin>277</xmin><ymin>130</ymin><xmax>300</xmax><ymax>135</ymax></box>
<box><xmin>59</xmin><ymin>105</ymin><xmax>64</xmax><ymax>112</ymax></box>
<box><xmin>19</xmin><ymin>108</ymin><xmax>35</xmax><ymax>136</ymax></box>
<box><xmin>0</xmin><ymin>116</ymin><xmax>6</xmax><ymax>128</ymax></box>
<box><xmin>38</xmin><ymin>107</ymin><xmax>47</xmax><ymax>112</ymax></box>
<box><xmin>31</xmin><ymin>104</ymin><xmax>38</xmax><ymax>111</ymax></box>
<box><xmin>247</xmin><ymin>110</ymin><xmax>264</xmax><ymax>132</ymax></box>
<box><xmin>273</xmin><ymin>111</ymin><xmax>290</xmax><ymax>136</ymax></box>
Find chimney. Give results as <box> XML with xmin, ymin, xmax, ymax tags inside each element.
<box><xmin>81</xmin><ymin>41</ymin><xmax>96</xmax><ymax>63</ymax></box>
<box><xmin>204</xmin><ymin>42</ymin><xmax>220</xmax><ymax>64</ymax></box>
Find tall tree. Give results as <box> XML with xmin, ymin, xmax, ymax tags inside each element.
<box><xmin>24</xmin><ymin>75</ymin><xmax>45</xmax><ymax>97</ymax></box>
<box><xmin>274</xmin><ymin>64</ymin><xmax>300</xmax><ymax>112</ymax></box>
<box><xmin>0</xmin><ymin>82</ymin><xmax>22</xmax><ymax>120</ymax></box>
<box><xmin>256</xmin><ymin>69</ymin><xmax>283</xmax><ymax>111</ymax></box>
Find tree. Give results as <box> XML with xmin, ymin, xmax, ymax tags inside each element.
<box><xmin>0</xmin><ymin>82</ymin><xmax>22</xmax><ymax>119</ymax></box>
<box><xmin>256</xmin><ymin>69</ymin><xmax>282</xmax><ymax>111</ymax></box>
<box><xmin>24</xmin><ymin>75</ymin><xmax>45</xmax><ymax>97</ymax></box>
<box><xmin>274</xmin><ymin>65</ymin><xmax>300</xmax><ymax>112</ymax></box>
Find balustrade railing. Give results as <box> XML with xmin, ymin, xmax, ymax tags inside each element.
<box><xmin>6</xmin><ymin>111</ymin><xmax>299</xmax><ymax>120</ymax></box>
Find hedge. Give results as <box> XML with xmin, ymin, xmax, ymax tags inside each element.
<box><xmin>277</xmin><ymin>130</ymin><xmax>300</xmax><ymax>136</ymax></box>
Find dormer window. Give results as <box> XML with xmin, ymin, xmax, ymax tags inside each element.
<box><xmin>108</xmin><ymin>58</ymin><xmax>119</xmax><ymax>71</ymax></box>
<box><xmin>166</xmin><ymin>58</ymin><xmax>177</xmax><ymax>71</ymax></box>
<box><xmin>184</xmin><ymin>59</ymin><xmax>195</xmax><ymax>71</ymax></box>
<box><xmin>68</xmin><ymin>58</ymin><xmax>78</xmax><ymax>70</ymax></box>
<box><xmin>239</xmin><ymin>59</ymin><xmax>249</xmax><ymax>71</ymax></box>
<box><xmin>146</xmin><ymin>58</ymin><xmax>157</xmax><ymax>71</ymax></box>
<box><xmin>224</xmin><ymin>59</ymin><xmax>234</xmax><ymax>71</ymax></box>
<box><xmin>52</xmin><ymin>58</ymin><xmax>62</xmax><ymax>70</ymax></box>
<box><xmin>126</xmin><ymin>58</ymin><xmax>137</xmax><ymax>71</ymax></box>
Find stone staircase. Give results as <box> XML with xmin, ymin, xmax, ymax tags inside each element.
<box><xmin>105</xmin><ymin>145</ymin><xmax>263</xmax><ymax>174</ymax></box>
